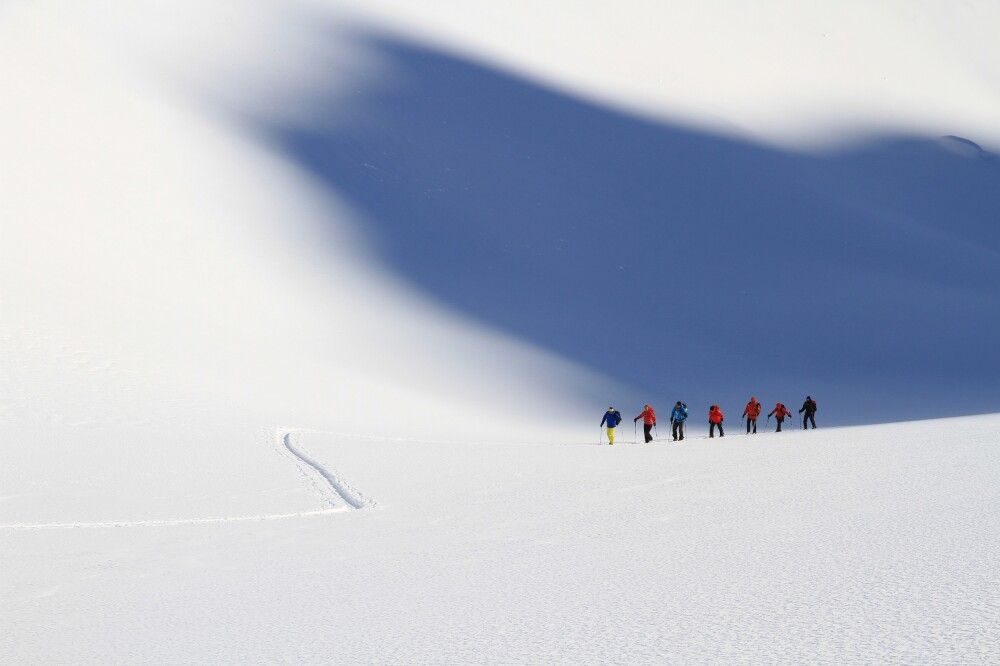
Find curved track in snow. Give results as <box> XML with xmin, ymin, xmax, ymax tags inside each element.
<box><xmin>0</xmin><ymin>428</ymin><xmax>371</xmax><ymax>530</ymax></box>
<box><xmin>278</xmin><ymin>429</ymin><xmax>371</xmax><ymax>510</ymax></box>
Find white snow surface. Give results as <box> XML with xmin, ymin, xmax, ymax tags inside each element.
<box><xmin>4</xmin><ymin>418</ymin><xmax>999</xmax><ymax>663</ymax></box>
<box><xmin>3</xmin><ymin>1</ymin><xmax>1000</xmax><ymax>662</ymax></box>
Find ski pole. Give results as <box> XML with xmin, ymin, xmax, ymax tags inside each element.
<box><xmin>634</xmin><ymin>420</ymin><xmax>638</xmax><ymax>444</ymax></box>
<box><xmin>765</xmin><ymin>415</ymin><xmax>771</xmax><ymax>432</ymax></box>
<box><xmin>654</xmin><ymin>424</ymin><xmax>659</xmax><ymax>441</ymax></box>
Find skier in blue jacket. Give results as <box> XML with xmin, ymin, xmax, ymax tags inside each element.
<box><xmin>670</xmin><ymin>401</ymin><xmax>689</xmax><ymax>441</ymax></box>
<box><xmin>600</xmin><ymin>407</ymin><xmax>623</xmax><ymax>445</ymax></box>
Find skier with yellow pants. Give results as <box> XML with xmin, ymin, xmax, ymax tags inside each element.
<box><xmin>600</xmin><ymin>407</ymin><xmax>623</xmax><ymax>445</ymax></box>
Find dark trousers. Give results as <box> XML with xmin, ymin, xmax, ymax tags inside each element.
<box><xmin>776</xmin><ymin>418</ymin><xmax>784</xmax><ymax>432</ymax></box>
<box><xmin>803</xmin><ymin>413</ymin><xmax>816</xmax><ymax>429</ymax></box>
<box><xmin>672</xmin><ymin>421</ymin><xmax>685</xmax><ymax>440</ymax></box>
<box><xmin>746</xmin><ymin>418</ymin><xmax>757</xmax><ymax>434</ymax></box>
<box><xmin>643</xmin><ymin>423</ymin><xmax>653</xmax><ymax>443</ymax></box>
<box><xmin>710</xmin><ymin>422</ymin><xmax>724</xmax><ymax>437</ymax></box>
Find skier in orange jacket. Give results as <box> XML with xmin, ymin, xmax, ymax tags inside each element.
<box><xmin>768</xmin><ymin>403</ymin><xmax>792</xmax><ymax>432</ymax></box>
<box><xmin>708</xmin><ymin>405</ymin><xmax>725</xmax><ymax>438</ymax></box>
<box><xmin>742</xmin><ymin>397</ymin><xmax>762</xmax><ymax>434</ymax></box>
<box><xmin>633</xmin><ymin>404</ymin><xmax>657</xmax><ymax>443</ymax></box>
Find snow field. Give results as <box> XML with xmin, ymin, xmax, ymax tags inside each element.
<box><xmin>4</xmin><ymin>416</ymin><xmax>998</xmax><ymax>663</ymax></box>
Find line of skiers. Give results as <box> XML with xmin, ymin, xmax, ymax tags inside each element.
<box><xmin>599</xmin><ymin>396</ymin><xmax>818</xmax><ymax>445</ymax></box>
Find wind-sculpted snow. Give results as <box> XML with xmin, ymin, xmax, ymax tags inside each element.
<box><xmin>258</xmin><ymin>29</ymin><xmax>1000</xmax><ymax>424</ymax></box>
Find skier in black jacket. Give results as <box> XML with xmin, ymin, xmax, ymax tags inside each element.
<box><xmin>799</xmin><ymin>396</ymin><xmax>818</xmax><ymax>429</ymax></box>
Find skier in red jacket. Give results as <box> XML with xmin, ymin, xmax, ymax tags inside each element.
<box><xmin>708</xmin><ymin>405</ymin><xmax>725</xmax><ymax>438</ymax></box>
<box><xmin>633</xmin><ymin>404</ymin><xmax>657</xmax><ymax>443</ymax></box>
<box><xmin>768</xmin><ymin>402</ymin><xmax>792</xmax><ymax>432</ymax></box>
<box><xmin>742</xmin><ymin>396</ymin><xmax>762</xmax><ymax>434</ymax></box>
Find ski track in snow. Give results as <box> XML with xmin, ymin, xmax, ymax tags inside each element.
<box><xmin>276</xmin><ymin>428</ymin><xmax>372</xmax><ymax>510</ymax></box>
<box><xmin>0</xmin><ymin>428</ymin><xmax>372</xmax><ymax>531</ymax></box>
<box><xmin>0</xmin><ymin>508</ymin><xmax>346</xmax><ymax>531</ymax></box>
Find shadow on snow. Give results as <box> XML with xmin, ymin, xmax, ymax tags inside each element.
<box><xmin>252</xmin><ymin>26</ymin><xmax>1000</xmax><ymax>424</ymax></box>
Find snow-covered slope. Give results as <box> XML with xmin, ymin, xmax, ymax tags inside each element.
<box><xmin>5</xmin><ymin>418</ymin><xmax>999</xmax><ymax>662</ymax></box>
<box><xmin>2</xmin><ymin>1</ymin><xmax>997</xmax><ymax>443</ymax></box>
<box><xmin>68</xmin><ymin>0</ymin><xmax>998</xmax><ymax>424</ymax></box>
<box><xmin>250</xmin><ymin>24</ymin><xmax>1000</xmax><ymax>423</ymax></box>
<box><xmin>0</xmin><ymin>2</ymin><xmax>611</xmax><ymax>528</ymax></box>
